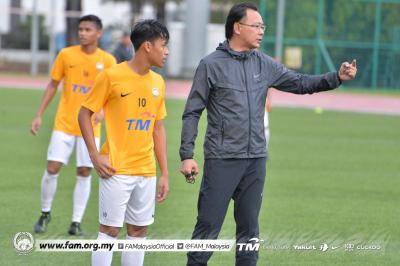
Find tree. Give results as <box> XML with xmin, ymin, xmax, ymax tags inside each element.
<box><xmin>2</xmin><ymin>15</ymin><xmax>49</xmax><ymax>50</ymax></box>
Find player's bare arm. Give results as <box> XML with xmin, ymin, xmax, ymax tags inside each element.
<box><xmin>92</xmin><ymin>109</ymin><xmax>104</xmax><ymax>125</ymax></box>
<box><xmin>78</xmin><ymin>106</ymin><xmax>115</xmax><ymax>179</ymax></box>
<box><xmin>153</xmin><ymin>119</ymin><xmax>169</xmax><ymax>202</ymax></box>
<box><xmin>30</xmin><ymin>79</ymin><xmax>60</xmax><ymax>135</ymax></box>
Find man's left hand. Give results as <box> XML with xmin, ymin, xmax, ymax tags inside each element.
<box><xmin>157</xmin><ymin>175</ymin><xmax>169</xmax><ymax>203</ymax></box>
<box><xmin>339</xmin><ymin>59</ymin><xmax>357</xmax><ymax>81</ymax></box>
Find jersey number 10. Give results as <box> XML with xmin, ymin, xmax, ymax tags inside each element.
<box><xmin>138</xmin><ymin>98</ymin><xmax>147</xmax><ymax>107</ymax></box>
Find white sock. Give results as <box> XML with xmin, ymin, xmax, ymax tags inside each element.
<box><xmin>92</xmin><ymin>232</ymin><xmax>116</xmax><ymax>266</ymax></box>
<box><xmin>122</xmin><ymin>235</ymin><xmax>146</xmax><ymax>266</ymax></box>
<box><xmin>72</xmin><ymin>175</ymin><xmax>91</xmax><ymax>223</ymax></box>
<box><xmin>41</xmin><ymin>170</ymin><xmax>59</xmax><ymax>212</ymax></box>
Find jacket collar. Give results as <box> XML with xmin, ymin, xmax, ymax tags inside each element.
<box><xmin>216</xmin><ymin>40</ymin><xmax>255</xmax><ymax>60</ymax></box>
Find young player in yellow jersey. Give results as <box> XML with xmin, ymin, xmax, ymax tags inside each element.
<box><xmin>78</xmin><ymin>20</ymin><xmax>169</xmax><ymax>266</ymax></box>
<box><xmin>30</xmin><ymin>15</ymin><xmax>116</xmax><ymax>235</ymax></box>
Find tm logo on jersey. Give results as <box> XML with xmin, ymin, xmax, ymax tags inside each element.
<box><xmin>126</xmin><ymin>112</ymin><xmax>155</xmax><ymax>131</ymax></box>
<box><xmin>126</xmin><ymin>119</ymin><xmax>151</xmax><ymax>131</ymax></box>
<box><xmin>72</xmin><ymin>84</ymin><xmax>91</xmax><ymax>94</ymax></box>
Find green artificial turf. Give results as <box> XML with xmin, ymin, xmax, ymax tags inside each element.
<box><xmin>0</xmin><ymin>88</ymin><xmax>398</xmax><ymax>265</ymax></box>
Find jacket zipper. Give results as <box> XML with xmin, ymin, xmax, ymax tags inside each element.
<box><xmin>221</xmin><ymin>118</ymin><xmax>224</xmax><ymax>145</ymax></box>
<box><xmin>242</xmin><ymin>60</ymin><xmax>251</xmax><ymax>156</ymax></box>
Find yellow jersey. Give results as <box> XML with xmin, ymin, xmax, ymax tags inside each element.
<box><xmin>51</xmin><ymin>45</ymin><xmax>116</xmax><ymax>137</ymax></box>
<box><xmin>82</xmin><ymin>62</ymin><xmax>167</xmax><ymax>176</ymax></box>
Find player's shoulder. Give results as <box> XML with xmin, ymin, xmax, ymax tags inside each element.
<box><xmin>102</xmin><ymin>62</ymin><xmax>125</xmax><ymax>78</ymax></box>
<box><xmin>149</xmin><ymin>70</ymin><xmax>165</xmax><ymax>88</ymax></box>
<box><xmin>59</xmin><ymin>45</ymin><xmax>80</xmax><ymax>55</ymax></box>
<box><xmin>147</xmin><ymin>70</ymin><xmax>165</xmax><ymax>95</ymax></box>
<box><xmin>97</xmin><ymin>48</ymin><xmax>116</xmax><ymax>62</ymax></box>
<box><xmin>53</xmin><ymin>46</ymin><xmax>80</xmax><ymax>64</ymax></box>
<box><xmin>149</xmin><ymin>70</ymin><xmax>164</xmax><ymax>81</ymax></box>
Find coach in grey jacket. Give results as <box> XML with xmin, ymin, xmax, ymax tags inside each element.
<box><xmin>180</xmin><ymin>3</ymin><xmax>357</xmax><ymax>266</ymax></box>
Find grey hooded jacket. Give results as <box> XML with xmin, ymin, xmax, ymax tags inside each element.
<box><xmin>179</xmin><ymin>41</ymin><xmax>341</xmax><ymax>161</ymax></box>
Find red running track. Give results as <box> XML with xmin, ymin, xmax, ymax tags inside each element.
<box><xmin>1</xmin><ymin>75</ymin><xmax>399</xmax><ymax>116</ymax></box>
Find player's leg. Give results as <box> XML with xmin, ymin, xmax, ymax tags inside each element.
<box><xmin>68</xmin><ymin>165</ymin><xmax>91</xmax><ymax>236</ymax></box>
<box><xmin>123</xmin><ymin>225</ymin><xmax>148</xmax><ymax>266</ymax></box>
<box><xmin>69</xmin><ymin>136</ymin><xmax>100</xmax><ymax>235</ymax></box>
<box><xmin>232</xmin><ymin>157</ymin><xmax>266</xmax><ymax>266</ymax></box>
<box><xmin>92</xmin><ymin>224</ymin><xmax>121</xmax><ymax>266</ymax></box>
<box><xmin>92</xmin><ymin>175</ymin><xmax>135</xmax><ymax>266</ymax></box>
<box><xmin>122</xmin><ymin>176</ymin><xmax>157</xmax><ymax>266</ymax></box>
<box><xmin>34</xmin><ymin>131</ymin><xmax>75</xmax><ymax>233</ymax></box>
<box><xmin>187</xmin><ymin>159</ymin><xmax>247</xmax><ymax>266</ymax></box>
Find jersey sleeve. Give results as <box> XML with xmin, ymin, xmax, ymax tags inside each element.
<box><xmin>99</xmin><ymin>139</ymin><xmax>109</xmax><ymax>155</ymax></box>
<box><xmin>50</xmin><ymin>50</ymin><xmax>65</xmax><ymax>81</ymax></box>
<box><xmin>155</xmin><ymin>80</ymin><xmax>167</xmax><ymax>120</ymax></box>
<box><xmin>82</xmin><ymin>70</ymin><xmax>111</xmax><ymax>113</ymax></box>
<box><xmin>105</xmin><ymin>53</ymin><xmax>117</xmax><ymax>68</ymax></box>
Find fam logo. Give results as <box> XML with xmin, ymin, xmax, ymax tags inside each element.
<box><xmin>96</xmin><ymin>62</ymin><xmax>104</xmax><ymax>71</ymax></box>
<box><xmin>152</xmin><ymin>87</ymin><xmax>159</xmax><ymax>97</ymax></box>
<box><xmin>126</xmin><ymin>112</ymin><xmax>155</xmax><ymax>131</ymax></box>
<box><xmin>237</xmin><ymin>238</ymin><xmax>263</xmax><ymax>252</ymax></box>
<box><xmin>13</xmin><ymin>232</ymin><xmax>35</xmax><ymax>255</ymax></box>
<box><xmin>72</xmin><ymin>84</ymin><xmax>91</xmax><ymax>94</ymax></box>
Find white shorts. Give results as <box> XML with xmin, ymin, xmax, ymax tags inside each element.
<box><xmin>47</xmin><ymin>130</ymin><xmax>100</xmax><ymax>167</ymax></box>
<box><xmin>99</xmin><ymin>175</ymin><xmax>157</xmax><ymax>227</ymax></box>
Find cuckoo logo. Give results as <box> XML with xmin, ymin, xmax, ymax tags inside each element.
<box><xmin>72</xmin><ymin>84</ymin><xmax>91</xmax><ymax>94</ymax></box>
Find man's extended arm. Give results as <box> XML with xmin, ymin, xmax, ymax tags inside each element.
<box><xmin>267</xmin><ymin>56</ymin><xmax>357</xmax><ymax>94</ymax></box>
<box><xmin>30</xmin><ymin>79</ymin><xmax>60</xmax><ymax>135</ymax></box>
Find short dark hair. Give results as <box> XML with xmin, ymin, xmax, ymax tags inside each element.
<box><xmin>79</xmin><ymin>15</ymin><xmax>103</xmax><ymax>30</ymax></box>
<box><xmin>225</xmin><ymin>3</ymin><xmax>258</xmax><ymax>40</ymax></box>
<box><xmin>130</xmin><ymin>19</ymin><xmax>169</xmax><ymax>51</ymax></box>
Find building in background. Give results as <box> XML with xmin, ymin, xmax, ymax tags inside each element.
<box><xmin>0</xmin><ymin>0</ymin><xmax>222</xmax><ymax>78</ymax></box>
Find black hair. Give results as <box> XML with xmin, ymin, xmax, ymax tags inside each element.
<box><xmin>130</xmin><ymin>19</ymin><xmax>169</xmax><ymax>51</ymax></box>
<box><xmin>79</xmin><ymin>15</ymin><xmax>103</xmax><ymax>30</ymax></box>
<box><xmin>225</xmin><ymin>3</ymin><xmax>258</xmax><ymax>40</ymax></box>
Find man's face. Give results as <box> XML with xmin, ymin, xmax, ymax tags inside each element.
<box><xmin>78</xmin><ymin>21</ymin><xmax>102</xmax><ymax>46</ymax></box>
<box><xmin>147</xmin><ymin>38</ymin><xmax>169</xmax><ymax>68</ymax></box>
<box><xmin>236</xmin><ymin>9</ymin><xmax>265</xmax><ymax>49</ymax></box>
